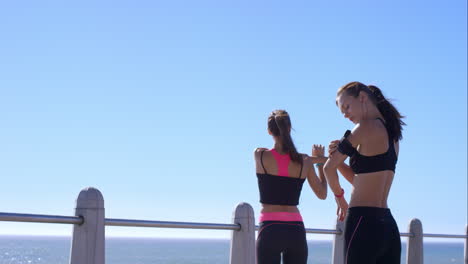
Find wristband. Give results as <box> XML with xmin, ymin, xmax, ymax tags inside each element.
<box><xmin>315</xmin><ymin>163</ymin><xmax>324</xmax><ymax>167</ymax></box>
<box><xmin>334</xmin><ymin>188</ymin><xmax>344</xmax><ymax>198</ymax></box>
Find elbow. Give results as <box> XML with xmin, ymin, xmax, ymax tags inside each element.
<box><xmin>318</xmin><ymin>190</ymin><xmax>327</xmax><ymax>200</ymax></box>
<box><xmin>313</xmin><ymin>188</ymin><xmax>327</xmax><ymax>200</ymax></box>
<box><xmin>318</xmin><ymin>181</ymin><xmax>328</xmax><ymax>200</ymax></box>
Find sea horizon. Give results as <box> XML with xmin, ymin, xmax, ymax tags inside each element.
<box><xmin>1</xmin><ymin>234</ymin><xmax>465</xmax><ymax>243</ymax></box>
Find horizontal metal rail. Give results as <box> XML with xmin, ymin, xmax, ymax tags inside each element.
<box><xmin>0</xmin><ymin>212</ymin><xmax>466</xmax><ymax>239</ymax></box>
<box><xmin>106</xmin><ymin>218</ymin><xmax>240</xmax><ymax>231</ymax></box>
<box><xmin>0</xmin><ymin>212</ymin><xmax>83</xmax><ymax>225</ymax></box>
<box><xmin>400</xmin><ymin>232</ymin><xmax>413</xmax><ymax>237</ymax></box>
<box><xmin>423</xmin><ymin>233</ymin><xmax>468</xmax><ymax>239</ymax></box>
<box><xmin>306</xmin><ymin>228</ymin><xmax>342</xmax><ymax>235</ymax></box>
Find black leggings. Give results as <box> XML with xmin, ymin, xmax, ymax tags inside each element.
<box><xmin>256</xmin><ymin>221</ymin><xmax>308</xmax><ymax>264</ymax></box>
<box><xmin>344</xmin><ymin>207</ymin><xmax>401</xmax><ymax>264</ymax></box>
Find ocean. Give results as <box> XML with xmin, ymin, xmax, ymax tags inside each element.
<box><xmin>0</xmin><ymin>236</ymin><xmax>464</xmax><ymax>264</ymax></box>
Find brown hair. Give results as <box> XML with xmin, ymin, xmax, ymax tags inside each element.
<box><xmin>337</xmin><ymin>81</ymin><xmax>406</xmax><ymax>141</ymax></box>
<box><xmin>267</xmin><ymin>110</ymin><xmax>302</xmax><ymax>164</ymax></box>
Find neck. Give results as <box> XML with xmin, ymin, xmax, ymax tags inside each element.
<box><xmin>363</xmin><ymin>104</ymin><xmax>384</xmax><ymax>121</ymax></box>
<box><xmin>273</xmin><ymin>140</ymin><xmax>284</xmax><ymax>153</ymax></box>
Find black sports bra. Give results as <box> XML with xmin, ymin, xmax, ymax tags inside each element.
<box><xmin>337</xmin><ymin>118</ymin><xmax>398</xmax><ymax>174</ymax></box>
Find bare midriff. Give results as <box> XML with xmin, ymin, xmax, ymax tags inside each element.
<box><xmin>349</xmin><ymin>170</ymin><xmax>395</xmax><ymax>208</ymax></box>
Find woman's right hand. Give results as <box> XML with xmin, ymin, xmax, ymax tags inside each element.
<box><xmin>328</xmin><ymin>140</ymin><xmax>340</xmax><ymax>156</ymax></box>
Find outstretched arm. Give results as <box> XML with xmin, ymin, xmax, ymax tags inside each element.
<box><xmin>305</xmin><ymin>155</ymin><xmax>327</xmax><ymax>200</ymax></box>
<box><xmin>306</xmin><ymin>144</ymin><xmax>328</xmax><ymax>200</ymax></box>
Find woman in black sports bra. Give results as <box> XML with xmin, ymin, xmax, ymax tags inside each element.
<box><xmin>324</xmin><ymin>82</ymin><xmax>406</xmax><ymax>264</ymax></box>
<box><xmin>254</xmin><ymin>109</ymin><xmax>328</xmax><ymax>264</ymax></box>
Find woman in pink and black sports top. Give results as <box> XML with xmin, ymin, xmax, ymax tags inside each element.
<box><xmin>254</xmin><ymin>109</ymin><xmax>328</xmax><ymax>264</ymax></box>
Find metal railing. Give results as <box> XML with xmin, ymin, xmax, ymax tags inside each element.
<box><xmin>4</xmin><ymin>212</ymin><xmax>465</xmax><ymax>238</ymax></box>
<box><xmin>422</xmin><ymin>233</ymin><xmax>468</xmax><ymax>239</ymax></box>
<box><xmin>0</xmin><ymin>212</ymin><xmax>82</xmax><ymax>225</ymax></box>
<box><xmin>0</xmin><ymin>212</ymin><xmax>464</xmax><ymax>239</ymax></box>
<box><xmin>106</xmin><ymin>218</ymin><xmax>240</xmax><ymax>230</ymax></box>
<box><xmin>0</xmin><ymin>187</ymin><xmax>466</xmax><ymax>264</ymax></box>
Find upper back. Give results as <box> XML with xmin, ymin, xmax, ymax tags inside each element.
<box><xmin>255</xmin><ymin>148</ymin><xmax>306</xmax><ymax>179</ymax></box>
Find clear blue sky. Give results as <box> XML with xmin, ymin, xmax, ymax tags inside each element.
<box><xmin>0</xmin><ymin>0</ymin><xmax>466</xmax><ymax>241</ymax></box>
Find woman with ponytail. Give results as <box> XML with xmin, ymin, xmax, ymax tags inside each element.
<box><xmin>254</xmin><ymin>109</ymin><xmax>328</xmax><ymax>264</ymax></box>
<box><xmin>324</xmin><ymin>82</ymin><xmax>406</xmax><ymax>263</ymax></box>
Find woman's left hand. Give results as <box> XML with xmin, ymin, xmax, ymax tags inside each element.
<box><xmin>312</xmin><ymin>144</ymin><xmax>325</xmax><ymax>157</ymax></box>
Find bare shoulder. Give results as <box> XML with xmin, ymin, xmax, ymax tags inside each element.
<box><xmin>354</xmin><ymin>120</ymin><xmax>372</xmax><ymax>132</ymax></box>
<box><xmin>254</xmin><ymin>147</ymin><xmax>268</xmax><ymax>153</ymax></box>
<box><xmin>348</xmin><ymin>123</ymin><xmax>365</xmax><ymax>144</ymax></box>
<box><xmin>254</xmin><ymin>148</ymin><xmax>268</xmax><ymax>159</ymax></box>
<box><xmin>351</xmin><ymin>120</ymin><xmax>382</xmax><ymax>140</ymax></box>
<box><xmin>353</xmin><ymin>120</ymin><xmax>390</xmax><ymax>148</ymax></box>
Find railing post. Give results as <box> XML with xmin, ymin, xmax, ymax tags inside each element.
<box><xmin>406</xmin><ymin>218</ymin><xmax>423</xmax><ymax>264</ymax></box>
<box><xmin>70</xmin><ymin>187</ymin><xmax>105</xmax><ymax>264</ymax></box>
<box><xmin>464</xmin><ymin>224</ymin><xmax>467</xmax><ymax>264</ymax></box>
<box><xmin>229</xmin><ymin>202</ymin><xmax>255</xmax><ymax>264</ymax></box>
<box><xmin>332</xmin><ymin>220</ymin><xmax>345</xmax><ymax>264</ymax></box>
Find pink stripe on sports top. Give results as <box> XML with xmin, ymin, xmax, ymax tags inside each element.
<box><xmin>270</xmin><ymin>149</ymin><xmax>290</xmax><ymax>177</ymax></box>
<box><xmin>259</xmin><ymin>212</ymin><xmax>303</xmax><ymax>222</ymax></box>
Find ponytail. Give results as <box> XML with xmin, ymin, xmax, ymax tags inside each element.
<box><xmin>367</xmin><ymin>85</ymin><xmax>406</xmax><ymax>141</ymax></box>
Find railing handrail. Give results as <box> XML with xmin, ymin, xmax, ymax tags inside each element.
<box><xmin>0</xmin><ymin>212</ymin><xmax>83</xmax><ymax>225</ymax></box>
<box><xmin>305</xmin><ymin>228</ymin><xmax>342</xmax><ymax>235</ymax></box>
<box><xmin>422</xmin><ymin>233</ymin><xmax>468</xmax><ymax>239</ymax></box>
<box><xmin>106</xmin><ymin>218</ymin><xmax>240</xmax><ymax>231</ymax></box>
<box><xmin>0</xmin><ymin>212</ymin><xmax>466</xmax><ymax>239</ymax></box>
